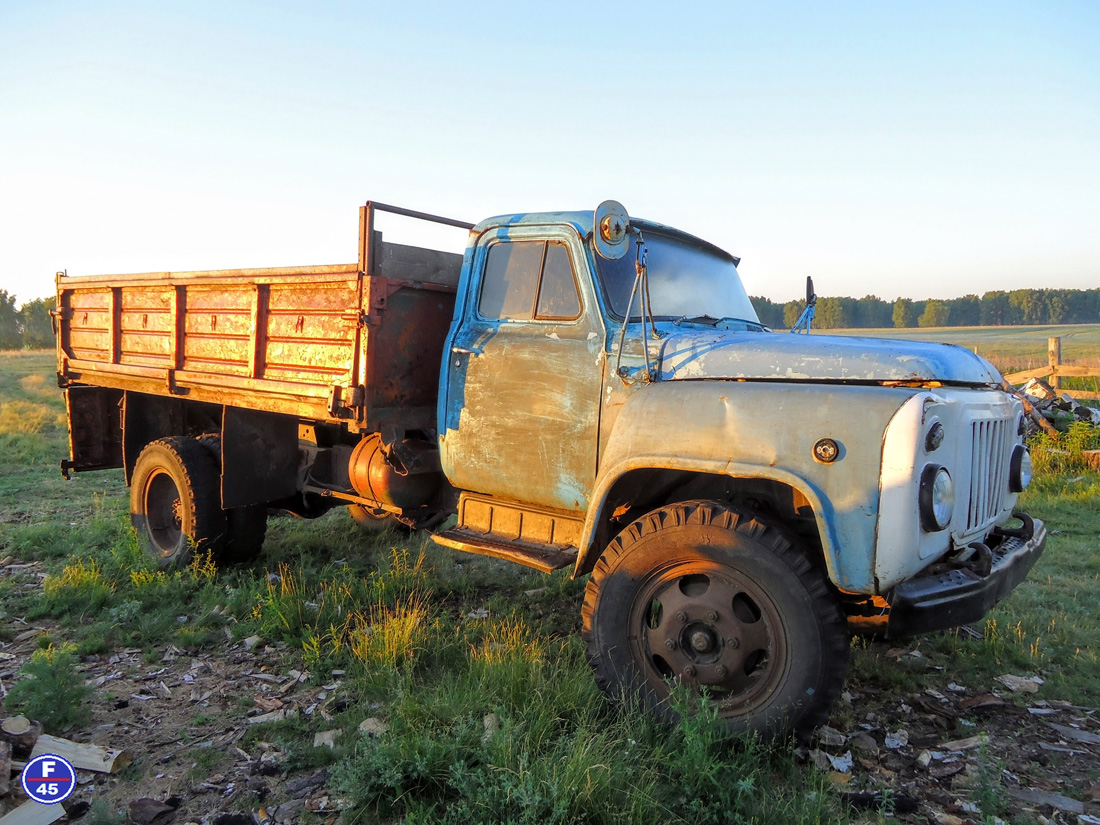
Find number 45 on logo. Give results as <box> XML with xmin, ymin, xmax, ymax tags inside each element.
<box><xmin>22</xmin><ymin>753</ymin><xmax>77</xmax><ymax>804</ymax></box>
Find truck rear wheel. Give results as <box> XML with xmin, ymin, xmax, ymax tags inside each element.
<box><xmin>581</xmin><ymin>500</ymin><xmax>849</xmax><ymax>739</ymax></box>
<box><xmin>130</xmin><ymin>438</ymin><xmax>225</xmax><ymax>569</ymax></box>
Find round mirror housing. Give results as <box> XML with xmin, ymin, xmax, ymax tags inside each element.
<box><xmin>594</xmin><ymin>200</ymin><xmax>630</xmax><ymax>260</ymax></box>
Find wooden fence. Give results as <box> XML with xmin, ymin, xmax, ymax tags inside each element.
<box><xmin>1003</xmin><ymin>336</ymin><xmax>1100</xmax><ymax>400</ymax></box>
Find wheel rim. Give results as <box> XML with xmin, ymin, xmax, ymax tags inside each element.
<box><xmin>628</xmin><ymin>561</ymin><xmax>788</xmax><ymax>717</ymax></box>
<box><xmin>143</xmin><ymin>470</ymin><xmax>183</xmax><ymax>557</ymax></box>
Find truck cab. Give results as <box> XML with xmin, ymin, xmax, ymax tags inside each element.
<box><xmin>433</xmin><ymin>202</ymin><xmax>1045</xmax><ymax>735</ymax></box>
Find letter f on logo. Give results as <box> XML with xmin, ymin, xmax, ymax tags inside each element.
<box><xmin>41</xmin><ymin>760</ymin><xmax>56</xmax><ymax>777</ymax></box>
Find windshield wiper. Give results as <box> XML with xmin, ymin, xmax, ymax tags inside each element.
<box><xmin>675</xmin><ymin>315</ymin><xmax>766</xmax><ymax>332</ymax></box>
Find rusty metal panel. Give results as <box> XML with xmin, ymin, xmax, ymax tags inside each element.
<box><xmin>63</xmin><ymin>387</ymin><xmax>123</xmax><ymax>476</ymax></box>
<box><xmin>118</xmin><ymin>286</ymin><xmax>174</xmax><ymax>367</ymax></box>
<box><xmin>361</xmin><ymin>279</ymin><xmax>455</xmax><ymax>431</ymax></box>
<box><xmin>263</xmin><ymin>280</ymin><xmax>358</xmax><ymax>385</ymax></box>
<box><xmin>65</xmin><ymin>288</ymin><xmax>113</xmax><ymax>362</ymax></box>
<box><xmin>182</xmin><ymin>285</ymin><xmax>252</xmax><ymax>375</ymax></box>
<box><xmin>458</xmin><ymin>492</ymin><xmax>583</xmax><ymax>546</ymax></box>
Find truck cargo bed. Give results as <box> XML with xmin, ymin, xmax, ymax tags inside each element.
<box><xmin>57</xmin><ymin>235</ymin><xmax>462</xmax><ymax>433</ymax></box>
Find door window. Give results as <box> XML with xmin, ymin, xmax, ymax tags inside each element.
<box><xmin>478</xmin><ymin>240</ymin><xmax>581</xmax><ymax>321</ymax></box>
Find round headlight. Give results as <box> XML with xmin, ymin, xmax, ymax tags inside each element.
<box><xmin>1010</xmin><ymin>445</ymin><xmax>1033</xmax><ymax>493</ymax></box>
<box><xmin>919</xmin><ymin>465</ymin><xmax>954</xmax><ymax>532</ymax></box>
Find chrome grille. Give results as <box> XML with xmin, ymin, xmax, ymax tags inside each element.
<box><xmin>967</xmin><ymin>416</ymin><xmax>1012</xmax><ymax>532</ymax></box>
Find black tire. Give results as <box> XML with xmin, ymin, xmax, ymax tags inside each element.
<box><xmin>130</xmin><ymin>437</ymin><xmax>225</xmax><ymax>569</ymax></box>
<box><xmin>581</xmin><ymin>500</ymin><xmax>849</xmax><ymax>739</ymax></box>
<box><xmin>195</xmin><ymin>434</ymin><xmax>267</xmax><ymax>565</ymax></box>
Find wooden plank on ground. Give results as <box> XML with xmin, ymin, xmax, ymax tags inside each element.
<box><xmin>0</xmin><ymin>801</ymin><xmax>66</xmax><ymax>825</ymax></box>
<box><xmin>29</xmin><ymin>734</ymin><xmax>130</xmax><ymax>773</ymax></box>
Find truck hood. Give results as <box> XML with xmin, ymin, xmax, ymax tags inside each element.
<box><xmin>657</xmin><ymin>330</ymin><xmax>1002</xmax><ymax>385</ymax></box>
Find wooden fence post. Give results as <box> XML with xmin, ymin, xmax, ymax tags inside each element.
<box><xmin>1049</xmin><ymin>336</ymin><xmax>1062</xmax><ymax>390</ymax></box>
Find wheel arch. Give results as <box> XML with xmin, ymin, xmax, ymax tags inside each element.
<box><xmin>575</xmin><ymin>458</ymin><xmax>841</xmax><ymax>584</ymax></box>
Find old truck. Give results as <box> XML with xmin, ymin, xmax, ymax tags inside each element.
<box><xmin>55</xmin><ymin>200</ymin><xmax>1047</xmax><ymax>737</ymax></box>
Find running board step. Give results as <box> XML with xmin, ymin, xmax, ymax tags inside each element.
<box><xmin>431</xmin><ymin>529</ymin><xmax>578</xmax><ymax>573</ymax></box>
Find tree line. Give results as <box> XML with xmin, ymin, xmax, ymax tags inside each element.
<box><xmin>0</xmin><ymin>291</ymin><xmax>57</xmax><ymax>350</ymax></box>
<box><xmin>750</xmin><ymin>288</ymin><xmax>1100</xmax><ymax>330</ymax></box>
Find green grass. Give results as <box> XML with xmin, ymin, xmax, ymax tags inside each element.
<box><xmin>4</xmin><ymin>347</ymin><xmax>1100</xmax><ymax>822</ymax></box>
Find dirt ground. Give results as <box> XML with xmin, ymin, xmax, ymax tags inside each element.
<box><xmin>1</xmin><ymin>557</ymin><xmax>1098</xmax><ymax>825</ymax></box>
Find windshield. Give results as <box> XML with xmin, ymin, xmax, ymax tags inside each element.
<box><xmin>594</xmin><ymin>228</ymin><xmax>760</xmax><ymax>325</ymax></box>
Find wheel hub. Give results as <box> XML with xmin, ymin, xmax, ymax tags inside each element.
<box><xmin>145</xmin><ymin>471</ymin><xmax>184</xmax><ymax>554</ymax></box>
<box><xmin>686</xmin><ymin>625</ymin><xmax>718</xmax><ymax>655</ymax></box>
<box><xmin>632</xmin><ymin>565</ymin><xmax>785</xmax><ymax>714</ymax></box>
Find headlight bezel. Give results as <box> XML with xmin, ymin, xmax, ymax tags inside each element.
<box><xmin>1009</xmin><ymin>444</ymin><xmax>1033</xmax><ymax>493</ymax></box>
<box><xmin>919</xmin><ymin>464</ymin><xmax>954</xmax><ymax>532</ymax></box>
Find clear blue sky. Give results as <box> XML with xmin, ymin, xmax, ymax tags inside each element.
<box><xmin>2</xmin><ymin>1</ymin><xmax>1097</xmax><ymax>304</ymax></box>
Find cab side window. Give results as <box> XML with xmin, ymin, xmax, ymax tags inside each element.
<box><xmin>479</xmin><ymin>240</ymin><xmax>582</xmax><ymax>321</ymax></box>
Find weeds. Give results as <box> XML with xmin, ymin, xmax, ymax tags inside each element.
<box><xmin>971</xmin><ymin>735</ymin><xmax>1007</xmax><ymax>821</ymax></box>
<box><xmin>1030</xmin><ymin>420</ymin><xmax>1100</xmax><ymax>475</ymax></box>
<box><xmin>5</xmin><ymin>644</ymin><xmax>90</xmax><ymax>732</ymax></box>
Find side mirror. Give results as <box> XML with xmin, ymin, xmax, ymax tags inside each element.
<box><xmin>594</xmin><ymin>200</ymin><xmax>630</xmax><ymax>260</ymax></box>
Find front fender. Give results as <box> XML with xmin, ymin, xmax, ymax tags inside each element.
<box><xmin>578</xmin><ymin>380</ymin><xmax>917</xmax><ymax>593</ymax></box>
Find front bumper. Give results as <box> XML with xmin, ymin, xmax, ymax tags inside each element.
<box><xmin>886</xmin><ymin>514</ymin><xmax>1047</xmax><ymax>638</ymax></box>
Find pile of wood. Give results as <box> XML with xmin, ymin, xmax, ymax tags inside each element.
<box><xmin>1004</xmin><ymin>376</ymin><xmax>1100</xmax><ymax>440</ymax></box>
<box><xmin>0</xmin><ymin>715</ymin><xmax>129</xmax><ymax>824</ymax></box>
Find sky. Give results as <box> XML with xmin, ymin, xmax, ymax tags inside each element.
<box><xmin>1</xmin><ymin>1</ymin><xmax>1098</xmax><ymax>305</ymax></box>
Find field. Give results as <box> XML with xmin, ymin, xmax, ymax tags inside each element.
<box><xmin>1</xmin><ymin>347</ymin><xmax>1099</xmax><ymax>824</ymax></box>
<box><xmin>829</xmin><ymin>323</ymin><xmax>1100</xmax><ymax>376</ymax></box>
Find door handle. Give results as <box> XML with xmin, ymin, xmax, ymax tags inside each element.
<box><xmin>452</xmin><ymin>346</ymin><xmax>481</xmax><ymax>357</ymax></box>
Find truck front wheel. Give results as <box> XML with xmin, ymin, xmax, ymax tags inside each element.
<box><xmin>130</xmin><ymin>438</ymin><xmax>225</xmax><ymax>569</ymax></box>
<box><xmin>581</xmin><ymin>500</ymin><xmax>849</xmax><ymax>739</ymax></box>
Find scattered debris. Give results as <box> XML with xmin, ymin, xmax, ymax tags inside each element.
<box><xmin>312</xmin><ymin>730</ymin><xmax>339</xmax><ymax>749</ymax></box>
<box><xmin>29</xmin><ymin>733</ymin><xmax>130</xmax><ymax>773</ymax></box>
<box><xmin>0</xmin><ymin>801</ymin><xmax>66</xmax><ymax>825</ymax></box>
<box><xmin>816</xmin><ymin>725</ymin><xmax>846</xmax><ymax>748</ymax></box>
<box><xmin>1045</xmin><ymin>722</ymin><xmax>1100</xmax><ymax>745</ymax></box>
<box><xmin>810</xmin><ymin>749</ymin><xmax>853</xmax><ymax>773</ymax></box>
<box><xmin>1011</xmin><ymin>377</ymin><xmax>1100</xmax><ymax>436</ymax></box>
<box><xmin>1007</xmin><ymin>787</ymin><xmax>1084</xmax><ymax>814</ymax></box>
<box><xmin>358</xmin><ymin>717</ymin><xmax>388</xmax><ymax>737</ymax></box>
<box><xmin>248</xmin><ymin>708</ymin><xmax>292</xmax><ymax>725</ymax></box>
<box><xmin>0</xmin><ymin>717</ymin><xmax>42</xmax><ymax>757</ymax></box>
<box><xmin>996</xmin><ymin>673</ymin><xmax>1044</xmax><ymax>694</ymax></box>
<box><xmin>939</xmin><ymin>734</ymin><xmax>983</xmax><ymax>752</ymax></box>
<box><xmin>127</xmin><ymin>797</ymin><xmax>180</xmax><ymax>825</ymax></box>
<box><xmin>884</xmin><ymin>729</ymin><xmax>909</xmax><ymax>749</ymax></box>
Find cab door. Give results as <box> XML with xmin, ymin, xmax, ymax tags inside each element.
<box><xmin>440</xmin><ymin>227</ymin><xmax>604</xmax><ymax>514</ymax></box>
